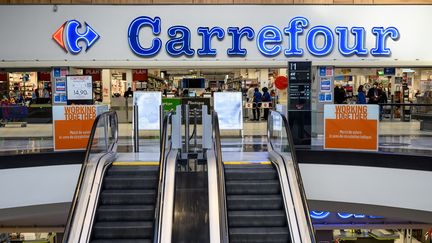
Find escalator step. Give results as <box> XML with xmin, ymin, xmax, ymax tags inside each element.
<box><xmin>103</xmin><ymin>176</ymin><xmax>158</xmax><ymax>190</ymax></box>
<box><xmin>93</xmin><ymin>221</ymin><xmax>153</xmax><ymax>239</ymax></box>
<box><xmin>229</xmin><ymin>227</ymin><xmax>290</xmax><ymax>243</ymax></box>
<box><xmin>227</xmin><ymin>195</ymin><xmax>283</xmax><ymax>210</ymax></box>
<box><xmin>100</xmin><ymin>190</ymin><xmax>156</xmax><ymax>205</ymax></box>
<box><xmin>91</xmin><ymin>240</ymin><xmax>151</xmax><ymax>243</ymax></box>
<box><xmin>228</xmin><ymin>210</ymin><xmax>287</xmax><ymax>227</ymax></box>
<box><xmin>225</xmin><ymin>168</ymin><xmax>278</xmax><ymax>180</ymax></box>
<box><xmin>96</xmin><ymin>205</ymin><xmax>154</xmax><ymax>221</ymax></box>
<box><xmin>226</xmin><ymin>180</ymin><xmax>280</xmax><ymax>195</ymax></box>
<box><xmin>107</xmin><ymin>166</ymin><xmax>159</xmax><ymax>177</ymax></box>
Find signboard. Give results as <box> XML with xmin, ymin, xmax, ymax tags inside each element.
<box><xmin>83</xmin><ymin>69</ymin><xmax>102</xmax><ymax>81</ymax></box>
<box><xmin>66</xmin><ymin>75</ymin><xmax>93</xmax><ymax>104</ymax></box>
<box><xmin>324</xmin><ymin>104</ymin><xmax>379</xmax><ymax>151</ymax></box>
<box><xmin>162</xmin><ymin>98</ymin><xmax>181</xmax><ymax>112</ymax></box>
<box><xmin>132</xmin><ymin>69</ymin><xmax>148</xmax><ymax>81</ymax></box>
<box><xmin>214</xmin><ymin>92</ymin><xmax>243</xmax><ymax>130</ymax></box>
<box><xmin>320</xmin><ymin>78</ymin><xmax>331</xmax><ymax>92</ymax></box>
<box><xmin>288</xmin><ymin>61</ymin><xmax>312</xmax><ymax>145</ymax></box>
<box><xmin>134</xmin><ymin>91</ymin><xmax>162</xmax><ymax>130</ymax></box>
<box><xmin>53</xmin><ymin>105</ymin><xmax>108</xmax><ymax>151</ymax></box>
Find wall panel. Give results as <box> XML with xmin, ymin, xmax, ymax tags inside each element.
<box><xmin>195</xmin><ymin>0</ymin><xmax>233</xmax><ymax>3</ymax></box>
<box><xmin>153</xmin><ymin>0</ymin><xmax>193</xmax><ymax>3</ymax></box>
<box><xmin>234</xmin><ymin>0</ymin><xmax>293</xmax><ymax>3</ymax></box>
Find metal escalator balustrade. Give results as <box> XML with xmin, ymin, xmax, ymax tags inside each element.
<box><xmin>267</xmin><ymin>110</ymin><xmax>316</xmax><ymax>243</ymax></box>
<box><xmin>212</xmin><ymin>110</ymin><xmax>316</xmax><ymax>243</ymax></box>
<box><xmin>62</xmin><ymin>110</ymin><xmax>174</xmax><ymax>243</ymax></box>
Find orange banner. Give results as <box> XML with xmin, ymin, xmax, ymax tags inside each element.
<box><xmin>324</xmin><ymin>105</ymin><xmax>379</xmax><ymax>151</ymax></box>
<box><xmin>53</xmin><ymin>105</ymin><xmax>100</xmax><ymax>151</ymax></box>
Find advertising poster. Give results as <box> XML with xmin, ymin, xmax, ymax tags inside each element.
<box><xmin>53</xmin><ymin>105</ymin><xmax>108</xmax><ymax>151</ymax></box>
<box><xmin>214</xmin><ymin>92</ymin><xmax>243</xmax><ymax>130</ymax></box>
<box><xmin>134</xmin><ymin>91</ymin><xmax>162</xmax><ymax>130</ymax></box>
<box><xmin>324</xmin><ymin>104</ymin><xmax>379</xmax><ymax>151</ymax></box>
<box><xmin>320</xmin><ymin>78</ymin><xmax>331</xmax><ymax>92</ymax></box>
<box><xmin>66</xmin><ymin>75</ymin><xmax>93</xmax><ymax>102</ymax></box>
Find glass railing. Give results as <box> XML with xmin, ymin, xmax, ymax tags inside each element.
<box><xmin>310</xmin><ymin>103</ymin><xmax>432</xmax><ymax>156</ymax></box>
<box><xmin>268</xmin><ymin>110</ymin><xmax>316</xmax><ymax>243</ymax></box>
<box><xmin>62</xmin><ymin>111</ymin><xmax>118</xmax><ymax>243</ymax></box>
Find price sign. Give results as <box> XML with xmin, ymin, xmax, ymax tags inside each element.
<box><xmin>66</xmin><ymin>75</ymin><xmax>93</xmax><ymax>102</ymax></box>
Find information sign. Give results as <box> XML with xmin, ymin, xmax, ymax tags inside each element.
<box><xmin>53</xmin><ymin>105</ymin><xmax>108</xmax><ymax>151</ymax></box>
<box><xmin>66</xmin><ymin>75</ymin><xmax>93</xmax><ymax>103</ymax></box>
<box><xmin>324</xmin><ymin>104</ymin><xmax>379</xmax><ymax>151</ymax></box>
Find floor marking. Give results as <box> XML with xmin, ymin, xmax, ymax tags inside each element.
<box><xmin>113</xmin><ymin>162</ymin><xmax>159</xmax><ymax>166</ymax></box>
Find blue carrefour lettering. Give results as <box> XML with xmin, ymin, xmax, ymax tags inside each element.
<box><xmin>257</xmin><ymin>25</ymin><xmax>283</xmax><ymax>57</ymax></box>
<box><xmin>227</xmin><ymin>27</ymin><xmax>255</xmax><ymax>56</ymax></box>
<box><xmin>335</xmin><ymin>27</ymin><xmax>368</xmax><ymax>56</ymax></box>
<box><xmin>306</xmin><ymin>26</ymin><xmax>334</xmax><ymax>56</ymax></box>
<box><xmin>166</xmin><ymin>26</ymin><xmax>194</xmax><ymax>57</ymax></box>
<box><xmin>370</xmin><ymin>27</ymin><xmax>400</xmax><ymax>56</ymax></box>
<box><xmin>284</xmin><ymin>17</ymin><xmax>309</xmax><ymax>56</ymax></box>
<box><xmin>125</xmin><ymin>16</ymin><xmax>400</xmax><ymax>59</ymax></box>
<box><xmin>65</xmin><ymin>20</ymin><xmax>100</xmax><ymax>55</ymax></box>
<box><xmin>128</xmin><ymin>16</ymin><xmax>162</xmax><ymax>57</ymax></box>
<box><xmin>197</xmin><ymin>27</ymin><xmax>225</xmax><ymax>56</ymax></box>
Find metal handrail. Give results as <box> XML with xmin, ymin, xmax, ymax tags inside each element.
<box><xmin>62</xmin><ymin>111</ymin><xmax>119</xmax><ymax>243</ymax></box>
<box><xmin>212</xmin><ymin>111</ymin><xmax>229</xmax><ymax>243</ymax></box>
<box><xmin>267</xmin><ymin>110</ymin><xmax>316</xmax><ymax>243</ymax></box>
<box><xmin>153</xmin><ymin>111</ymin><xmax>174</xmax><ymax>243</ymax></box>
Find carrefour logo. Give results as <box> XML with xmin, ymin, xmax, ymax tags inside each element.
<box><xmin>52</xmin><ymin>20</ymin><xmax>100</xmax><ymax>54</ymax></box>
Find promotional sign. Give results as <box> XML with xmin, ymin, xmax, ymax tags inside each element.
<box><xmin>162</xmin><ymin>98</ymin><xmax>181</xmax><ymax>112</ymax></box>
<box><xmin>83</xmin><ymin>69</ymin><xmax>102</xmax><ymax>81</ymax></box>
<box><xmin>324</xmin><ymin>104</ymin><xmax>379</xmax><ymax>151</ymax></box>
<box><xmin>53</xmin><ymin>105</ymin><xmax>108</xmax><ymax>151</ymax></box>
<box><xmin>66</xmin><ymin>75</ymin><xmax>93</xmax><ymax>103</ymax></box>
<box><xmin>132</xmin><ymin>69</ymin><xmax>148</xmax><ymax>81</ymax></box>
<box><xmin>214</xmin><ymin>92</ymin><xmax>243</xmax><ymax>130</ymax></box>
<box><xmin>134</xmin><ymin>91</ymin><xmax>162</xmax><ymax>130</ymax></box>
<box><xmin>320</xmin><ymin>78</ymin><xmax>331</xmax><ymax>92</ymax></box>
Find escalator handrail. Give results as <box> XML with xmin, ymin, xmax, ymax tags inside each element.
<box><xmin>62</xmin><ymin>111</ymin><xmax>119</xmax><ymax>243</ymax></box>
<box><xmin>212</xmin><ymin>111</ymin><xmax>229</xmax><ymax>243</ymax></box>
<box><xmin>153</xmin><ymin>111</ymin><xmax>174</xmax><ymax>243</ymax></box>
<box><xmin>267</xmin><ymin>110</ymin><xmax>316</xmax><ymax>243</ymax></box>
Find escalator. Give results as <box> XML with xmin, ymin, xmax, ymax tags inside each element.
<box><xmin>90</xmin><ymin>164</ymin><xmax>158</xmax><ymax>242</ymax></box>
<box><xmin>62</xmin><ymin>111</ymin><xmax>175</xmax><ymax>243</ymax></box>
<box><xmin>211</xmin><ymin>110</ymin><xmax>316</xmax><ymax>243</ymax></box>
<box><xmin>225</xmin><ymin>163</ymin><xmax>290</xmax><ymax>242</ymax></box>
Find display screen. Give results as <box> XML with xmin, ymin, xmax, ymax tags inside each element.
<box><xmin>384</xmin><ymin>68</ymin><xmax>396</xmax><ymax>76</ymax></box>
<box><xmin>182</xmin><ymin>78</ymin><xmax>205</xmax><ymax>88</ymax></box>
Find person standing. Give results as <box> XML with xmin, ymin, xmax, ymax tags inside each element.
<box><xmin>357</xmin><ymin>85</ymin><xmax>366</xmax><ymax>104</ymax></box>
<box><xmin>367</xmin><ymin>82</ymin><xmax>381</xmax><ymax>104</ymax></box>
<box><xmin>123</xmin><ymin>87</ymin><xmax>133</xmax><ymax>98</ymax></box>
<box><xmin>261</xmin><ymin>87</ymin><xmax>271</xmax><ymax>120</ymax></box>
<box><xmin>246</xmin><ymin>85</ymin><xmax>255</xmax><ymax>102</ymax></box>
<box><xmin>252</xmin><ymin>87</ymin><xmax>262</xmax><ymax>121</ymax></box>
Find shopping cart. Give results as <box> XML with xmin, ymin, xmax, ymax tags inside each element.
<box><xmin>0</xmin><ymin>105</ymin><xmax>28</xmax><ymax>127</ymax></box>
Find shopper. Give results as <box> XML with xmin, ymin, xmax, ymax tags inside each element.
<box><xmin>378</xmin><ymin>83</ymin><xmax>388</xmax><ymax>120</ymax></box>
<box><xmin>367</xmin><ymin>82</ymin><xmax>381</xmax><ymax>104</ymax></box>
<box><xmin>334</xmin><ymin>85</ymin><xmax>346</xmax><ymax>104</ymax></box>
<box><xmin>261</xmin><ymin>87</ymin><xmax>271</xmax><ymax>120</ymax></box>
<box><xmin>246</xmin><ymin>85</ymin><xmax>255</xmax><ymax>102</ymax></box>
<box><xmin>43</xmin><ymin>88</ymin><xmax>50</xmax><ymax>98</ymax></box>
<box><xmin>357</xmin><ymin>85</ymin><xmax>366</xmax><ymax>104</ymax></box>
<box><xmin>252</xmin><ymin>87</ymin><xmax>262</xmax><ymax>121</ymax></box>
<box><xmin>123</xmin><ymin>87</ymin><xmax>133</xmax><ymax>98</ymax></box>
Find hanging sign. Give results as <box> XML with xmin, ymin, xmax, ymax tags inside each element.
<box><xmin>324</xmin><ymin>104</ymin><xmax>379</xmax><ymax>151</ymax></box>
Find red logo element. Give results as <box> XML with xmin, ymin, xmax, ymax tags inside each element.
<box><xmin>52</xmin><ymin>23</ymin><xmax>66</xmax><ymax>51</ymax></box>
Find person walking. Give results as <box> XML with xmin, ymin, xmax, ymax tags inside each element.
<box><xmin>367</xmin><ymin>82</ymin><xmax>381</xmax><ymax>104</ymax></box>
<box><xmin>261</xmin><ymin>87</ymin><xmax>271</xmax><ymax>120</ymax></box>
<box><xmin>252</xmin><ymin>87</ymin><xmax>262</xmax><ymax>121</ymax></box>
<box><xmin>357</xmin><ymin>85</ymin><xmax>366</xmax><ymax>104</ymax></box>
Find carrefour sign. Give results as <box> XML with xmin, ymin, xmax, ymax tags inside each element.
<box><xmin>127</xmin><ymin>16</ymin><xmax>399</xmax><ymax>58</ymax></box>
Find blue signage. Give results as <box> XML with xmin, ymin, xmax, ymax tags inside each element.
<box><xmin>310</xmin><ymin>211</ymin><xmax>384</xmax><ymax>220</ymax></box>
<box><xmin>127</xmin><ymin>16</ymin><xmax>400</xmax><ymax>58</ymax></box>
<box><xmin>53</xmin><ymin>20</ymin><xmax>100</xmax><ymax>55</ymax></box>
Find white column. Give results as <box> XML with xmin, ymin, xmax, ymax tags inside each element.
<box><xmin>259</xmin><ymin>69</ymin><xmax>269</xmax><ymax>88</ymax></box>
<box><xmin>101</xmin><ymin>69</ymin><xmax>111</xmax><ymax>105</ymax></box>
<box><xmin>126</xmin><ymin>69</ymin><xmax>133</xmax><ymax>90</ymax></box>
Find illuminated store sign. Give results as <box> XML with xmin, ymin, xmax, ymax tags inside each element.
<box><xmin>52</xmin><ymin>20</ymin><xmax>100</xmax><ymax>55</ymax></box>
<box><xmin>310</xmin><ymin>211</ymin><xmax>384</xmax><ymax>220</ymax></box>
<box><xmin>127</xmin><ymin>16</ymin><xmax>399</xmax><ymax>58</ymax></box>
